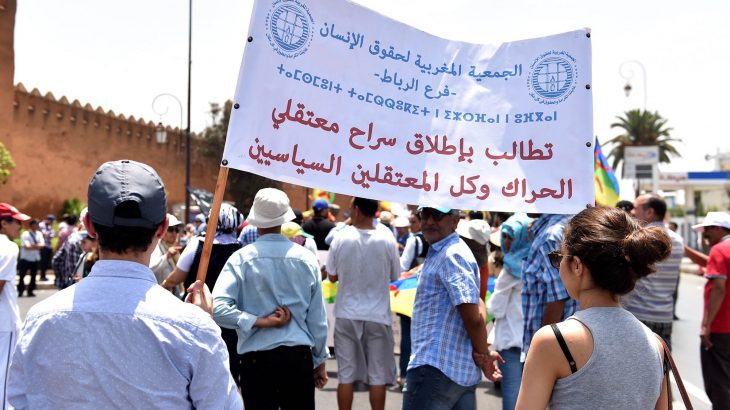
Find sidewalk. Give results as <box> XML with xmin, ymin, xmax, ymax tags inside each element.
<box><xmin>680</xmin><ymin>257</ymin><xmax>702</xmax><ymax>275</ymax></box>
<box><xmin>16</xmin><ymin>269</ymin><xmax>57</xmax><ymax>292</ymax></box>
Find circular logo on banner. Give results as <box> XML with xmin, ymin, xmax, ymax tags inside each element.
<box><xmin>528</xmin><ymin>51</ymin><xmax>578</xmax><ymax>105</ymax></box>
<box><xmin>265</xmin><ymin>0</ymin><xmax>314</xmax><ymax>59</ymax></box>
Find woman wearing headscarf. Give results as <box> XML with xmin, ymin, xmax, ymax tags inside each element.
<box><xmin>162</xmin><ymin>203</ymin><xmax>245</xmax><ymax>385</ymax></box>
<box><xmin>487</xmin><ymin>213</ymin><xmax>533</xmax><ymax>410</ymax></box>
<box><xmin>516</xmin><ymin>207</ymin><xmax>670</xmax><ymax>409</ymax></box>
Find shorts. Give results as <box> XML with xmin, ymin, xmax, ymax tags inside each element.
<box><xmin>334</xmin><ymin>318</ymin><xmax>396</xmax><ymax>385</ymax></box>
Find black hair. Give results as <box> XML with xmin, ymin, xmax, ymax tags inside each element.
<box><xmin>616</xmin><ymin>200</ymin><xmax>634</xmax><ymax>213</ymax></box>
<box><xmin>352</xmin><ymin>197</ymin><xmax>378</xmax><ymax>218</ymax></box>
<box><xmin>65</xmin><ymin>214</ymin><xmax>78</xmax><ymax>225</ymax></box>
<box><xmin>642</xmin><ymin>194</ymin><xmax>667</xmax><ymax>220</ymax></box>
<box><xmin>29</xmin><ymin>219</ymin><xmax>39</xmax><ymax>226</ymax></box>
<box><xmin>293</xmin><ymin>209</ymin><xmax>303</xmax><ymax>226</ymax></box>
<box><xmin>468</xmin><ymin>210</ymin><xmax>484</xmax><ymax>220</ymax></box>
<box><xmin>94</xmin><ymin>201</ymin><xmax>160</xmax><ymax>254</ymax></box>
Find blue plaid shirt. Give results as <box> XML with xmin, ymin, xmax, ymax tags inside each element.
<box><xmin>409</xmin><ymin>232</ymin><xmax>482</xmax><ymax>386</ymax></box>
<box><xmin>237</xmin><ymin>225</ymin><xmax>260</xmax><ymax>247</ymax></box>
<box><xmin>521</xmin><ymin>214</ymin><xmax>578</xmax><ymax>355</ymax></box>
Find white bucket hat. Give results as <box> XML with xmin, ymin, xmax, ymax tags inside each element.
<box><xmin>246</xmin><ymin>188</ymin><xmax>296</xmax><ymax>229</ymax></box>
<box><xmin>456</xmin><ymin>219</ymin><xmax>491</xmax><ymax>245</ymax></box>
<box><xmin>692</xmin><ymin>212</ymin><xmax>730</xmax><ymax>233</ymax></box>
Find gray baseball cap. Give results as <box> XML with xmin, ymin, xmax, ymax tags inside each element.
<box><xmin>88</xmin><ymin>160</ymin><xmax>167</xmax><ymax>229</ymax></box>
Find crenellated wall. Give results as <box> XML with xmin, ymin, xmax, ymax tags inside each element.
<box><xmin>1</xmin><ymin>83</ymin><xmax>220</xmax><ymax>217</ymax></box>
<box><xmin>0</xmin><ymin>0</ymin><xmax>351</xmax><ymax>219</ymax></box>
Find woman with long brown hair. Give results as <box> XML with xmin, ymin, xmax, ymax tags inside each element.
<box><xmin>517</xmin><ymin>207</ymin><xmax>671</xmax><ymax>409</ymax></box>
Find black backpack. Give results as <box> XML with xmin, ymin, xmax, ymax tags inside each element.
<box><xmin>409</xmin><ymin>232</ymin><xmax>429</xmax><ymax>270</ymax></box>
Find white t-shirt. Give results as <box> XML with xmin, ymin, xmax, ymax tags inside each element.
<box><xmin>326</xmin><ymin>226</ymin><xmax>400</xmax><ymax>325</ymax></box>
<box><xmin>0</xmin><ymin>234</ymin><xmax>20</xmax><ymax>332</ymax></box>
<box><xmin>19</xmin><ymin>230</ymin><xmax>44</xmax><ymax>262</ymax></box>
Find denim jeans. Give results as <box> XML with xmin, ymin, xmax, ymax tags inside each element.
<box><xmin>498</xmin><ymin>347</ymin><xmax>523</xmax><ymax>410</ymax></box>
<box><xmin>402</xmin><ymin>365</ymin><xmax>476</xmax><ymax>410</ymax></box>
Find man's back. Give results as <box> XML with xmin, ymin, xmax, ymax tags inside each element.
<box><xmin>303</xmin><ymin>217</ymin><xmax>335</xmax><ymax>250</ymax></box>
<box><xmin>213</xmin><ymin>234</ymin><xmax>328</xmax><ymax>358</ymax></box>
<box><xmin>9</xmin><ymin>260</ymin><xmax>240</xmax><ymax>409</ymax></box>
<box><xmin>328</xmin><ymin>226</ymin><xmax>400</xmax><ymax>325</ymax></box>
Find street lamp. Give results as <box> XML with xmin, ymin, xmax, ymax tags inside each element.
<box><xmin>154</xmin><ymin>122</ymin><xmax>167</xmax><ymax>144</ymax></box>
<box><xmin>619</xmin><ymin>60</ymin><xmax>647</xmax><ymax>110</ymax></box>
<box><xmin>151</xmin><ymin>93</ymin><xmax>183</xmax><ymax>144</ymax></box>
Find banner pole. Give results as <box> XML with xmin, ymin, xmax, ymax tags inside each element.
<box><xmin>195</xmin><ymin>165</ymin><xmax>230</xmax><ymax>283</ymax></box>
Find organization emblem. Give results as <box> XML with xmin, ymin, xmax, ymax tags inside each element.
<box><xmin>528</xmin><ymin>51</ymin><xmax>578</xmax><ymax>105</ymax></box>
<box><xmin>265</xmin><ymin>0</ymin><xmax>314</xmax><ymax>59</ymax></box>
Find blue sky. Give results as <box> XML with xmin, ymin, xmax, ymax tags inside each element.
<box><xmin>14</xmin><ymin>0</ymin><xmax>730</xmax><ymax>174</ymax></box>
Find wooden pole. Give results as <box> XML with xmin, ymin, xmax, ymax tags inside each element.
<box><xmin>195</xmin><ymin>165</ymin><xmax>229</xmax><ymax>283</ymax></box>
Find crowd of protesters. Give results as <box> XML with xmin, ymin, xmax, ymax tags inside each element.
<box><xmin>1</xmin><ymin>159</ymin><xmax>730</xmax><ymax>409</ymax></box>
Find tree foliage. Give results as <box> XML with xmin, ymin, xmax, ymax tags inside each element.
<box><xmin>60</xmin><ymin>198</ymin><xmax>86</xmax><ymax>217</ymax></box>
<box><xmin>0</xmin><ymin>142</ymin><xmax>16</xmax><ymax>184</ymax></box>
<box><xmin>201</xmin><ymin>101</ymin><xmax>280</xmax><ymax>212</ymax></box>
<box><xmin>605</xmin><ymin>109</ymin><xmax>681</xmax><ymax>174</ymax></box>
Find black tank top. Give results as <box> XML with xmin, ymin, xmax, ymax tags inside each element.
<box><xmin>185</xmin><ymin>239</ymin><xmax>242</xmax><ymax>292</ymax></box>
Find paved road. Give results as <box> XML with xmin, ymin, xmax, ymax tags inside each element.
<box><xmin>672</xmin><ymin>273</ymin><xmax>712</xmax><ymax>410</ymax></box>
<box><xmin>17</xmin><ymin>272</ymin><xmax>712</xmax><ymax>409</ymax></box>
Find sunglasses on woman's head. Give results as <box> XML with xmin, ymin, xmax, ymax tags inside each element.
<box><xmin>548</xmin><ymin>250</ymin><xmax>571</xmax><ymax>269</ymax></box>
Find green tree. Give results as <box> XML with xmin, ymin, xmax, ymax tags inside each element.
<box><xmin>0</xmin><ymin>142</ymin><xmax>16</xmax><ymax>184</ymax></box>
<box><xmin>605</xmin><ymin>109</ymin><xmax>681</xmax><ymax>174</ymax></box>
<box><xmin>201</xmin><ymin>100</ymin><xmax>280</xmax><ymax>211</ymax></box>
<box><xmin>60</xmin><ymin>198</ymin><xmax>86</xmax><ymax>217</ymax></box>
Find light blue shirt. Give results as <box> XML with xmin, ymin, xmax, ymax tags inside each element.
<box><xmin>8</xmin><ymin>260</ymin><xmax>241</xmax><ymax>409</ymax></box>
<box><xmin>213</xmin><ymin>234</ymin><xmax>328</xmax><ymax>367</ymax></box>
<box><xmin>409</xmin><ymin>232</ymin><xmax>482</xmax><ymax>386</ymax></box>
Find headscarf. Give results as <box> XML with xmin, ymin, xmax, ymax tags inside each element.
<box><xmin>501</xmin><ymin>213</ymin><xmax>534</xmax><ymax>278</ymax></box>
<box><xmin>212</xmin><ymin>203</ymin><xmax>243</xmax><ymax>233</ymax></box>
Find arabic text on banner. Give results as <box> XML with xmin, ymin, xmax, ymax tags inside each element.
<box><xmin>223</xmin><ymin>0</ymin><xmax>594</xmax><ymax>213</ymax></box>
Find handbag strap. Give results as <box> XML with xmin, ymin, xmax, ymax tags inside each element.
<box><xmin>550</xmin><ymin>324</ymin><xmax>578</xmax><ymax>373</ymax></box>
<box><xmin>655</xmin><ymin>335</ymin><xmax>693</xmax><ymax>410</ymax></box>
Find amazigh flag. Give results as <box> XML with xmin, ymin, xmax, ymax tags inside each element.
<box><xmin>594</xmin><ymin>137</ymin><xmax>620</xmax><ymax>207</ymax></box>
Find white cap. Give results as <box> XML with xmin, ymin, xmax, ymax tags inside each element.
<box><xmin>692</xmin><ymin>212</ymin><xmax>730</xmax><ymax>233</ymax></box>
<box><xmin>393</xmin><ymin>217</ymin><xmax>410</xmax><ymax>228</ymax></box>
<box><xmin>167</xmin><ymin>213</ymin><xmax>183</xmax><ymax>227</ymax></box>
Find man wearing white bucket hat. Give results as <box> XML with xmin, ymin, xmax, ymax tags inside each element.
<box><xmin>213</xmin><ymin>188</ymin><xmax>328</xmax><ymax>409</ymax></box>
<box><xmin>692</xmin><ymin>211</ymin><xmax>730</xmax><ymax>408</ymax></box>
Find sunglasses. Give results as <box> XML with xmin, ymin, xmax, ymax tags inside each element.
<box><xmin>548</xmin><ymin>250</ymin><xmax>572</xmax><ymax>269</ymax></box>
<box><xmin>416</xmin><ymin>208</ymin><xmax>450</xmax><ymax>222</ymax></box>
<box><xmin>167</xmin><ymin>227</ymin><xmax>181</xmax><ymax>233</ymax></box>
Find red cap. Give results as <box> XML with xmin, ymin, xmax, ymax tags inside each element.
<box><xmin>0</xmin><ymin>203</ymin><xmax>31</xmax><ymax>221</ymax></box>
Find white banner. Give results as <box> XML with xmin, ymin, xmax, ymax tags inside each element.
<box><xmin>224</xmin><ymin>0</ymin><xmax>594</xmax><ymax>213</ymax></box>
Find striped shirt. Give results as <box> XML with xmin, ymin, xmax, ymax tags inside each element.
<box><xmin>622</xmin><ymin>221</ymin><xmax>684</xmax><ymax>323</ymax></box>
<box><xmin>521</xmin><ymin>214</ymin><xmax>577</xmax><ymax>355</ymax></box>
<box><xmin>409</xmin><ymin>232</ymin><xmax>482</xmax><ymax>386</ymax></box>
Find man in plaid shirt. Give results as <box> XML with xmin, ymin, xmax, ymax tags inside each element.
<box><xmin>521</xmin><ymin>213</ymin><xmax>578</xmax><ymax>357</ymax></box>
<box><xmin>404</xmin><ymin>206</ymin><xmax>503</xmax><ymax>409</ymax></box>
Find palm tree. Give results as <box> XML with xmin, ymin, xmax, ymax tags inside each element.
<box><xmin>605</xmin><ymin>109</ymin><xmax>681</xmax><ymax>174</ymax></box>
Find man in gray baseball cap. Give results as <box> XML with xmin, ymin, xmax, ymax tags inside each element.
<box><xmin>9</xmin><ymin>160</ymin><xmax>241</xmax><ymax>408</ymax></box>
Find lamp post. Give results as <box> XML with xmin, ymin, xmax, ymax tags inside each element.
<box><xmin>154</xmin><ymin>1</ymin><xmax>193</xmax><ymax>223</ymax></box>
<box><xmin>185</xmin><ymin>0</ymin><xmax>192</xmax><ymax>225</ymax></box>
<box><xmin>151</xmin><ymin>93</ymin><xmax>183</xmax><ymax>144</ymax></box>
<box><xmin>619</xmin><ymin>60</ymin><xmax>647</xmax><ymax>111</ymax></box>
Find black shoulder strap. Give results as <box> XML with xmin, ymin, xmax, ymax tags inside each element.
<box><xmin>551</xmin><ymin>324</ymin><xmax>578</xmax><ymax>374</ymax></box>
